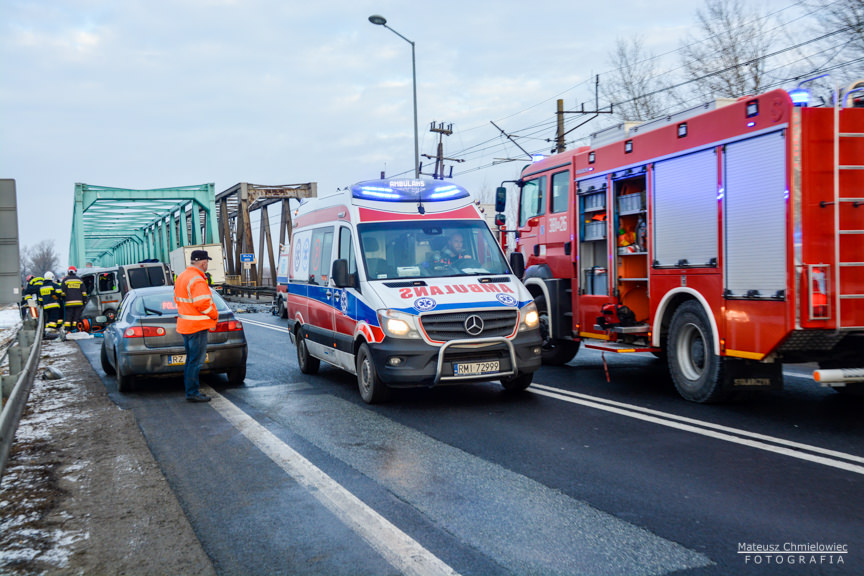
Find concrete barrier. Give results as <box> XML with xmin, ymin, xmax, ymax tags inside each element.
<box><xmin>0</xmin><ymin>310</ymin><xmax>44</xmax><ymax>478</ymax></box>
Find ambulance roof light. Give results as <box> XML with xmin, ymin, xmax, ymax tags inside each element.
<box><xmin>351</xmin><ymin>179</ymin><xmax>469</xmax><ymax>202</ymax></box>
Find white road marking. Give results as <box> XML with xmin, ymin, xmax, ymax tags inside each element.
<box><xmin>201</xmin><ymin>386</ymin><xmax>460</xmax><ymax>576</ymax></box>
<box><xmin>530</xmin><ymin>383</ymin><xmax>864</xmax><ymax>475</ymax></box>
<box><xmin>239</xmin><ymin>317</ymin><xmax>292</xmax><ymax>334</ymax></box>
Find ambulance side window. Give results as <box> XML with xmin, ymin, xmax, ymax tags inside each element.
<box><xmin>308</xmin><ymin>227</ymin><xmax>334</xmax><ymax>285</ymax></box>
<box><xmin>338</xmin><ymin>227</ymin><xmax>357</xmax><ymax>286</ymax></box>
<box><xmin>519</xmin><ymin>176</ymin><xmax>546</xmax><ymax>226</ymax></box>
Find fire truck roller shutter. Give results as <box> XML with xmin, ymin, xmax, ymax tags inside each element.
<box><xmin>723</xmin><ymin>131</ymin><xmax>787</xmax><ymax>298</ymax></box>
<box><xmin>654</xmin><ymin>149</ymin><xmax>718</xmax><ymax>268</ymax></box>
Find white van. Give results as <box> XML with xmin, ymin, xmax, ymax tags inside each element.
<box><xmin>80</xmin><ymin>262</ymin><xmax>172</xmax><ymax>322</ymax></box>
<box><xmin>284</xmin><ymin>178</ymin><xmax>542</xmax><ymax>403</ymax></box>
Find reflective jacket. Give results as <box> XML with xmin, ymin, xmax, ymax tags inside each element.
<box><xmin>39</xmin><ymin>280</ymin><xmax>62</xmax><ymax>309</ymax></box>
<box><xmin>61</xmin><ymin>274</ymin><xmax>88</xmax><ymax>307</ymax></box>
<box><xmin>25</xmin><ymin>276</ymin><xmax>44</xmax><ymax>298</ymax></box>
<box><xmin>174</xmin><ymin>266</ymin><xmax>218</xmax><ymax>334</ymax></box>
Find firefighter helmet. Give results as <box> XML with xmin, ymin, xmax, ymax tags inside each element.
<box><xmin>26</xmin><ymin>274</ymin><xmax>34</xmax><ymax>282</ymax></box>
<box><xmin>67</xmin><ymin>266</ymin><xmax>77</xmax><ymax>274</ymax></box>
<box><xmin>44</xmin><ymin>271</ymin><xmax>56</xmax><ymax>281</ymax></box>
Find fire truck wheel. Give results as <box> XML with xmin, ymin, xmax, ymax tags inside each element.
<box><xmin>668</xmin><ymin>300</ymin><xmax>728</xmax><ymax>403</ymax></box>
<box><xmin>356</xmin><ymin>343</ymin><xmax>390</xmax><ymax>404</ymax></box>
<box><xmin>296</xmin><ymin>329</ymin><xmax>320</xmax><ymax>375</ymax></box>
<box><xmin>535</xmin><ymin>296</ymin><xmax>580</xmax><ymax>365</ymax></box>
<box><xmin>500</xmin><ymin>371</ymin><xmax>533</xmax><ymax>391</ymax></box>
<box><xmin>100</xmin><ymin>341</ymin><xmax>115</xmax><ymax>376</ymax></box>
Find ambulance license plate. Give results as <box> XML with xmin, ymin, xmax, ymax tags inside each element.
<box><xmin>453</xmin><ymin>361</ymin><xmax>499</xmax><ymax>376</ymax></box>
<box><xmin>168</xmin><ymin>354</ymin><xmax>208</xmax><ymax>366</ymax></box>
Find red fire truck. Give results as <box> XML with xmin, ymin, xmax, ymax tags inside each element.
<box><xmin>500</xmin><ymin>84</ymin><xmax>864</xmax><ymax>402</ymax></box>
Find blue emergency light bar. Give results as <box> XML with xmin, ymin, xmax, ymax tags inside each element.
<box><xmin>351</xmin><ymin>179</ymin><xmax>470</xmax><ymax>202</ymax></box>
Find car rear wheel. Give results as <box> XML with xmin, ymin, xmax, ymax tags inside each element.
<box><xmin>116</xmin><ymin>365</ymin><xmax>135</xmax><ymax>393</ymax></box>
<box><xmin>296</xmin><ymin>329</ymin><xmax>319</xmax><ymax>375</ymax></box>
<box><xmin>227</xmin><ymin>365</ymin><xmax>246</xmax><ymax>385</ymax></box>
<box><xmin>357</xmin><ymin>343</ymin><xmax>390</xmax><ymax>404</ymax></box>
<box><xmin>100</xmin><ymin>341</ymin><xmax>115</xmax><ymax>375</ymax></box>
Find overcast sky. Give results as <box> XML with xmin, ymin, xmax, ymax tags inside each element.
<box><xmin>2</xmin><ymin>0</ymin><xmax>803</xmax><ymax>265</ymax></box>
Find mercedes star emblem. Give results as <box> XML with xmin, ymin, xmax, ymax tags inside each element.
<box><xmin>464</xmin><ymin>314</ymin><xmax>484</xmax><ymax>336</ymax></box>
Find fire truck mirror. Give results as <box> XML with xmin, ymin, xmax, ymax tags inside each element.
<box><xmin>494</xmin><ymin>213</ymin><xmax>506</xmax><ymax>227</ymax></box>
<box><xmin>495</xmin><ymin>187</ymin><xmax>507</xmax><ymax>213</ymax></box>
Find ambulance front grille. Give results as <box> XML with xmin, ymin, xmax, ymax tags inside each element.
<box><xmin>420</xmin><ymin>310</ymin><xmax>518</xmax><ymax>341</ymax></box>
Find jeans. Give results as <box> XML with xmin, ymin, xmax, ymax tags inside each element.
<box><xmin>182</xmin><ymin>330</ymin><xmax>209</xmax><ymax>398</ymax></box>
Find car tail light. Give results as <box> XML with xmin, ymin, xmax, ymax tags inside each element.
<box><xmin>210</xmin><ymin>320</ymin><xmax>243</xmax><ymax>333</ymax></box>
<box><xmin>124</xmin><ymin>326</ymin><xmax>166</xmax><ymax>338</ymax></box>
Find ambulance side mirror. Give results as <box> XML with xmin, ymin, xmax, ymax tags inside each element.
<box><xmin>332</xmin><ymin>259</ymin><xmax>350</xmax><ymax>288</ymax></box>
<box><xmin>495</xmin><ymin>187</ymin><xmax>507</xmax><ymax>213</ymax></box>
<box><xmin>509</xmin><ymin>252</ymin><xmax>525</xmax><ymax>279</ymax></box>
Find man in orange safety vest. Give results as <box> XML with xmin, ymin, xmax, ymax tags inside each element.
<box><xmin>173</xmin><ymin>249</ymin><xmax>219</xmax><ymax>402</ymax></box>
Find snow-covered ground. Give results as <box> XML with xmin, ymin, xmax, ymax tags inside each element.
<box><xmin>0</xmin><ymin>305</ymin><xmax>23</xmax><ymax>365</ymax></box>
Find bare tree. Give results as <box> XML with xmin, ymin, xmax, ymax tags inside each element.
<box><xmin>810</xmin><ymin>0</ymin><xmax>864</xmax><ymax>59</ymax></box>
<box><xmin>678</xmin><ymin>0</ymin><xmax>775</xmax><ymax>99</ymax></box>
<box><xmin>22</xmin><ymin>240</ymin><xmax>60</xmax><ymax>279</ymax></box>
<box><xmin>602</xmin><ymin>36</ymin><xmax>670</xmax><ymax>121</ymax></box>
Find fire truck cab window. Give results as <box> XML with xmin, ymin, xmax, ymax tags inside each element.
<box><xmin>519</xmin><ymin>176</ymin><xmax>546</xmax><ymax>227</ymax></box>
<box><xmin>551</xmin><ymin>171</ymin><xmax>569</xmax><ymax>214</ymax></box>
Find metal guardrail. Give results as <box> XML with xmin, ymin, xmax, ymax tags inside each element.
<box><xmin>220</xmin><ymin>283</ymin><xmax>276</xmax><ymax>301</ymax></box>
<box><xmin>0</xmin><ymin>310</ymin><xmax>44</xmax><ymax>479</ymax></box>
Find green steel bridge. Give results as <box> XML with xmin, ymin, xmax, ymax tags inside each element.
<box><xmin>68</xmin><ymin>183</ymin><xmax>218</xmax><ymax>269</ymax></box>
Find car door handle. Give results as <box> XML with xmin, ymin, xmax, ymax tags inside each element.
<box><xmin>325</xmin><ymin>290</ymin><xmax>332</xmax><ymax>299</ymax></box>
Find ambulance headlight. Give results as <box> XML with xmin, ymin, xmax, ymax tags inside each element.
<box><xmin>378</xmin><ymin>309</ymin><xmax>421</xmax><ymax>339</ymax></box>
<box><xmin>520</xmin><ymin>302</ymin><xmax>540</xmax><ymax>331</ymax></box>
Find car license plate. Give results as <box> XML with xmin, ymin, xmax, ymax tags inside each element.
<box><xmin>168</xmin><ymin>354</ymin><xmax>209</xmax><ymax>366</ymax></box>
<box><xmin>453</xmin><ymin>361</ymin><xmax>499</xmax><ymax>376</ymax></box>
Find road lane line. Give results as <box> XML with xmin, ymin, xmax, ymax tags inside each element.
<box><xmin>239</xmin><ymin>318</ymin><xmax>292</xmax><ymax>333</ymax></box>
<box><xmin>531</xmin><ymin>383</ymin><xmax>864</xmax><ymax>465</ymax></box>
<box><xmin>529</xmin><ymin>385</ymin><xmax>864</xmax><ymax>476</ymax></box>
<box><xmin>202</xmin><ymin>386</ymin><xmax>460</xmax><ymax>576</ymax></box>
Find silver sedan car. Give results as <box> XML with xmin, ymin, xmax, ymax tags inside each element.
<box><xmin>100</xmin><ymin>286</ymin><xmax>248</xmax><ymax>392</ymax></box>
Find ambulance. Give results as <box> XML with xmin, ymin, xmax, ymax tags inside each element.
<box><xmin>284</xmin><ymin>178</ymin><xmax>543</xmax><ymax>403</ymax></box>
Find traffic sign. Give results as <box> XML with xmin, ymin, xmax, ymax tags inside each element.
<box><xmin>240</xmin><ymin>253</ymin><xmax>255</xmax><ymax>263</ymax></box>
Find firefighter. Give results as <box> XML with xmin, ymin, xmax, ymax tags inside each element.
<box><xmin>23</xmin><ymin>274</ymin><xmax>44</xmax><ymax>319</ymax></box>
<box><xmin>61</xmin><ymin>266</ymin><xmax>88</xmax><ymax>333</ymax></box>
<box><xmin>40</xmin><ymin>271</ymin><xmax>63</xmax><ymax>332</ymax></box>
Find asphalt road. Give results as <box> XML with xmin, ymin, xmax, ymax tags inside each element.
<box><xmin>78</xmin><ymin>312</ymin><xmax>864</xmax><ymax>575</ymax></box>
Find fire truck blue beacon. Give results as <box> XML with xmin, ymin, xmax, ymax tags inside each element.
<box><xmin>281</xmin><ymin>178</ymin><xmax>542</xmax><ymax>403</ymax></box>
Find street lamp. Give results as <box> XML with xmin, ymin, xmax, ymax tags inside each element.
<box><xmin>368</xmin><ymin>14</ymin><xmax>419</xmax><ymax>179</ymax></box>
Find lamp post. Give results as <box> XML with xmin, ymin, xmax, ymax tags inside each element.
<box><xmin>368</xmin><ymin>14</ymin><xmax>419</xmax><ymax>179</ymax></box>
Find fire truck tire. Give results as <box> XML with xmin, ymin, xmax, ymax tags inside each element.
<box><xmin>668</xmin><ymin>300</ymin><xmax>729</xmax><ymax>403</ymax></box>
<box><xmin>100</xmin><ymin>341</ymin><xmax>115</xmax><ymax>375</ymax></box>
<box><xmin>357</xmin><ymin>343</ymin><xmax>390</xmax><ymax>404</ymax></box>
<box><xmin>296</xmin><ymin>329</ymin><xmax>320</xmax><ymax>375</ymax></box>
<box><xmin>500</xmin><ymin>371</ymin><xmax>533</xmax><ymax>391</ymax></box>
<box><xmin>535</xmin><ymin>296</ymin><xmax>580</xmax><ymax>365</ymax></box>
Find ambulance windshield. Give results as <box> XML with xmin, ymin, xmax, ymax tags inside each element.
<box><xmin>357</xmin><ymin>221</ymin><xmax>510</xmax><ymax>280</ymax></box>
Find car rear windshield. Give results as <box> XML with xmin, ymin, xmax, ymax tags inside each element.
<box><xmin>131</xmin><ymin>290</ymin><xmax>231</xmax><ymax>317</ymax></box>
<box><xmin>126</xmin><ymin>266</ymin><xmax>167</xmax><ymax>289</ymax></box>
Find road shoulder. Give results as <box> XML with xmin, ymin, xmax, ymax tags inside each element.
<box><xmin>0</xmin><ymin>338</ymin><xmax>216</xmax><ymax>575</ymax></box>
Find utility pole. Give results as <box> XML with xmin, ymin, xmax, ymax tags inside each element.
<box><xmin>551</xmin><ymin>74</ymin><xmax>614</xmax><ymax>153</ymax></box>
<box><xmin>421</xmin><ymin>121</ymin><xmax>464</xmax><ymax>179</ymax></box>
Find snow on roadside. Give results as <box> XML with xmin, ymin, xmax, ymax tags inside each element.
<box><xmin>0</xmin><ymin>306</ymin><xmax>23</xmax><ymax>362</ymax></box>
<box><xmin>0</xmin><ymin>339</ymin><xmax>90</xmax><ymax>571</ymax></box>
